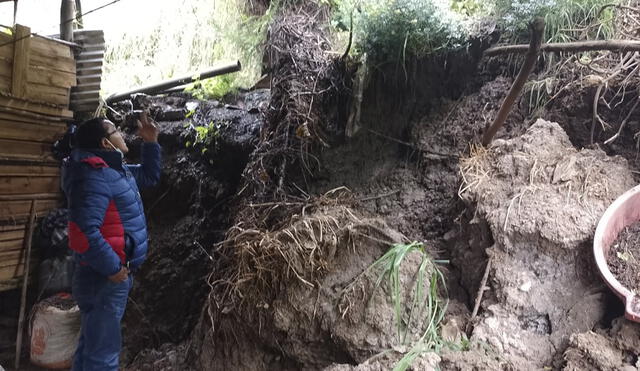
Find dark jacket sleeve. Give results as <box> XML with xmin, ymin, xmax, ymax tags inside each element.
<box><xmin>68</xmin><ymin>171</ymin><xmax>122</xmax><ymax>277</ymax></box>
<box><xmin>126</xmin><ymin>142</ymin><xmax>161</xmax><ymax>188</ymax></box>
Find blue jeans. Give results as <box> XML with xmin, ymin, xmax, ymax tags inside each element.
<box><xmin>72</xmin><ymin>265</ymin><xmax>132</xmax><ymax>371</ymax></box>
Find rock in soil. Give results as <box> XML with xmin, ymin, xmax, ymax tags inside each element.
<box><xmin>563</xmin><ymin>318</ymin><xmax>640</xmax><ymax>370</ymax></box>
<box><xmin>323</xmin><ymin>352</ymin><xmax>440</xmax><ymax>371</ymax></box>
<box><xmin>608</xmin><ymin>221</ymin><xmax>640</xmax><ymax>295</ymax></box>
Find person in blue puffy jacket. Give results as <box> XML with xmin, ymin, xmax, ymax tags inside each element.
<box><xmin>62</xmin><ymin>112</ymin><xmax>161</xmax><ymax>370</ymax></box>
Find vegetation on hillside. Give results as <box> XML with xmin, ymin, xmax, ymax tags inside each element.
<box><xmin>103</xmin><ymin>0</ymin><xmax>618</xmax><ymax>96</ymax></box>
<box><xmin>103</xmin><ymin>0</ymin><xmax>274</xmax><ymax>97</ymax></box>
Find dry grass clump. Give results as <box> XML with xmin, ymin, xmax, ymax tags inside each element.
<box><xmin>208</xmin><ymin>188</ymin><xmax>362</xmax><ymax>316</ymax></box>
<box><xmin>459</xmin><ymin>143</ymin><xmax>493</xmax><ymax>198</ymax></box>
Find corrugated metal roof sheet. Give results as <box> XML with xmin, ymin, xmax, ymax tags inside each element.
<box><xmin>70</xmin><ymin>29</ymin><xmax>104</xmax><ymax>113</ymax></box>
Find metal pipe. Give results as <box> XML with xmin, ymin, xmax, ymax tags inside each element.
<box><xmin>106</xmin><ymin>60</ymin><xmax>242</xmax><ymax>103</ymax></box>
<box><xmin>60</xmin><ymin>0</ymin><xmax>75</xmax><ymax>42</ymax></box>
<box><xmin>159</xmin><ymin>85</ymin><xmax>189</xmax><ymax>94</ymax></box>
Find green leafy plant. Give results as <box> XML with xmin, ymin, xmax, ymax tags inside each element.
<box><xmin>368</xmin><ymin>241</ymin><xmax>448</xmax><ymax>370</ymax></box>
<box><xmin>443</xmin><ymin>332</ymin><xmax>471</xmax><ymax>351</ymax></box>
<box><xmin>103</xmin><ymin>0</ymin><xmax>278</xmax><ymax>96</ymax></box>
<box><xmin>206</xmin><ymin>0</ymin><xmax>279</xmax><ymax>88</ymax></box>
<box><xmin>185</xmin><ymin>74</ymin><xmax>237</xmax><ymax>101</ymax></box>
<box><xmin>493</xmin><ymin>0</ymin><xmax>616</xmax><ymax>43</ymax></box>
<box><xmin>332</xmin><ymin>0</ymin><xmax>468</xmax><ymax>64</ymax></box>
<box><xmin>492</xmin><ymin>0</ymin><xmax>617</xmax><ymax>109</ymax></box>
<box><xmin>185</xmin><ymin>120</ymin><xmax>224</xmax><ymax>156</ymax></box>
<box><xmin>524</xmin><ymin>77</ymin><xmax>555</xmax><ymax>114</ymax></box>
<box><xmin>451</xmin><ymin>0</ymin><xmax>486</xmax><ymax>16</ymax></box>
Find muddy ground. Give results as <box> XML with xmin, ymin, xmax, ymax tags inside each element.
<box><xmin>9</xmin><ymin>8</ymin><xmax>630</xmax><ymax>369</ymax></box>
<box><xmin>607</xmin><ymin>222</ymin><xmax>640</xmax><ymax>295</ymax></box>
<box><xmin>114</xmin><ymin>48</ymin><xmax>640</xmax><ymax>371</ymax></box>
<box><xmin>3</xmin><ymin>6</ymin><xmax>640</xmax><ymax>371</ymax></box>
<box><xmin>114</xmin><ymin>90</ymin><xmax>269</xmax><ymax>363</ymax></box>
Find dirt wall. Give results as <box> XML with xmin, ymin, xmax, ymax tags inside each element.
<box><xmin>451</xmin><ymin>119</ymin><xmax>636</xmax><ymax>369</ymax></box>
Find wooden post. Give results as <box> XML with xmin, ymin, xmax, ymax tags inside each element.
<box><xmin>11</xmin><ymin>24</ymin><xmax>30</xmax><ymax>98</ymax></box>
<box><xmin>14</xmin><ymin>199</ymin><xmax>37</xmax><ymax>370</ymax></box>
<box><xmin>60</xmin><ymin>0</ymin><xmax>75</xmax><ymax>42</ymax></box>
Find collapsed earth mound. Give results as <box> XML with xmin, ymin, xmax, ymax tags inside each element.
<box><xmin>192</xmin><ymin>196</ymin><xmax>445</xmax><ymax>370</ymax></box>
<box><xmin>449</xmin><ymin>119</ymin><xmax>635</xmax><ymax>369</ymax></box>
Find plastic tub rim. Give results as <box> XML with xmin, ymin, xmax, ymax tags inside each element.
<box><xmin>594</xmin><ymin>184</ymin><xmax>640</xmax><ymax>322</ymax></box>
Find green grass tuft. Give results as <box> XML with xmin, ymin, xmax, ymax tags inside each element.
<box><xmin>494</xmin><ymin>0</ymin><xmax>616</xmax><ymax>44</ymax></box>
<box><xmin>369</xmin><ymin>241</ymin><xmax>448</xmax><ymax>369</ymax></box>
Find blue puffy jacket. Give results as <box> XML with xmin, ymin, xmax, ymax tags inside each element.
<box><xmin>62</xmin><ymin>143</ymin><xmax>161</xmax><ymax>276</ymax></box>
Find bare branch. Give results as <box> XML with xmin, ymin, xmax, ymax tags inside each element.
<box><xmin>482</xmin><ymin>18</ymin><xmax>545</xmax><ymax>146</ymax></box>
<box><xmin>485</xmin><ymin>40</ymin><xmax>640</xmax><ymax>57</ymax></box>
<box><xmin>604</xmin><ymin>97</ymin><xmax>640</xmax><ymax>145</ymax></box>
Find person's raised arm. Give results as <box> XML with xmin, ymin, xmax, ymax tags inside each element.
<box><xmin>126</xmin><ymin>112</ymin><xmax>161</xmax><ymax>188</ymax></box>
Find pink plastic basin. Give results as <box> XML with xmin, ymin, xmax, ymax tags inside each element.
<box><xmin>594</xmin><ymin>185</ymin><xmax>640</xmax><ymax>322</ymax></box>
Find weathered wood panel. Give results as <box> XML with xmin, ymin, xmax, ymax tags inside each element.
<box><xmin>31</xmin><ymin>37</ymin><xmax>73</xmax><ymax>59</ymax></box>
<box><xmin>25</xmin><ymin>82</ymin><xmax>70</xmax><ymax>106</ymax></box>
<box><xmin>0</xmin><ymin>249</ymin><xmax>38</xmax><ymax>267</ymax></box>
<box><xmin>0</xmin><ymin>276</ymin><xmax>35</xmax><ymax>291</ymax></box>
<box><xmin>0</xmin><ymin>118</ymin><xmax>66</xmax><ymax>142</ymax></box>
<box><xmin>30</xmin><ymin>51</ymin><xmax>76</xmax><ymax>75</ymax></box>
<box><xmin>0</xmin><ymin>176</ymin><xmax>60</xmax><ymax>195</ymax></box>
<box><xmin>0</xmin><ymin>24</ymin><xmax>72</xmax><ymax>291</ymax></box>
<box><xmin>0</xmin><ymin>33</ymin><xmax>14</xmax><ymax>61</ymax></box>
<box><xmin>0</xmin><ymin>110</ymin><xmax>65</xmax><ymax>125</ymax></box>
<box><xmin>0</xmin><ymin>224</ymin><xmax>26</xmax><ymax>233</ymax></box>
<box><xmin>0</xmin><ymin>164</ymin><xmax>59</xmax><ymax>176</ymax></box>
<box><xmin>0</xmin><ymin>138</ymin><xmax>56</xmax><ymax>161</ymax></box>
<box><xmin>0</xmin><ymin>74</ymin><xmax>9</xmax><ymax>92</ymax></box>
<box><xmin>0</xmin><ymin>200</ymin><xmax>57</xmax><ymax>221</ymax></box>
<box><xmin>0</xmin><ymin>262</ymin><xmax>32</xmax><ymax>281</ymax></box>
<box><xmin>0</xmin><ymin>268</ymin><xmax>38</xmax><ymax>285</ymax></box>
<box><xmin>28</xmin><ymin>65</ymin><xmax>76</xmax><ymax>89</ymax></box>
<box><xmin>0</xmin><ymin>56</ymin><xmax>11</xmax><ymax>78</ymax></box>
<box><xmin>0</xmin><ymin>238</ymin><xmax>22</xmax><ymax>252</ymax></box>
<box><xmin>0</xmin><ymin>25</ymin><xmax>75</xmax><ymax>107</ymax></box>
<box><xmin>0</xmin><ymin>95</ymin><xmax>73</xmax><ymax>119</ymax></box>
<box><xmin>0</xmin><ymin>246</ymin><xmax>39</xmax><ymax>262</ymax></box>
<box><xmin>0</xmin><ymin>228</ymin><xmax>25</xmax><ymax>241</ymax></box>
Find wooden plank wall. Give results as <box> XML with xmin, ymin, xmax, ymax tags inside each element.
<box><xmin>0</xmin><ymin>25</ymin><xmax>75</xmax><ymax>290</ymax></box>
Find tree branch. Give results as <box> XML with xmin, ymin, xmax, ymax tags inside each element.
<box><xmin>604</xmin><ymin>96</ymin><xmax>640</xmax><ymax>145</ymax></box>
<box><xmin>485</xmin><ymin>40</ymin><xmax>640</xmax><ymax>57</ymax></box>
<box><xmin>482</xmin><ymin>18</ymin><xmax>545</xmax><ymax>146</ymax></box>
